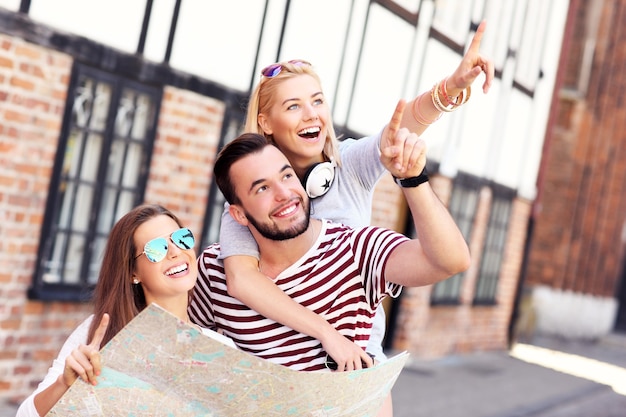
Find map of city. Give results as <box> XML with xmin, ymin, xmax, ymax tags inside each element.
<box><xmin>48</xmin><ymin>303</ymin><xmax>409</xmax><ymax>416</ymax></box>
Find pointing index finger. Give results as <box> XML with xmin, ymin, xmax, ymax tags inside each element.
<box><xmin>90</xmin><ymin>313</ymin><xmax>110</xmax><ymax>350</ymax></box>
<box><xmin>388</xmin><ymin>99</ymin><xmax>406</xmax><ymax>143</ymax></box>
<box><xmin>468</xmin><ymin>20</ymin><xmax>486</xmax><ymax>53</ymax></box>
<box><xmin>383</xmin><ymin>99</ymin><xmax>407</xmax><ymax>172</ymax></box>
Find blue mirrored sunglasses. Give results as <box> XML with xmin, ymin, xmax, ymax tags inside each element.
<box><xmin>135</xmin><ymin>228</ymin><xmax>195</xmax><ymax>263</ymax></box>
<box><xmin>261</xmin><ymin>59</ymin><xmax>311</xmax><ymax>78</ymax></box>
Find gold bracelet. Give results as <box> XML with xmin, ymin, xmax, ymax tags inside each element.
<box><xmin>440</xmin><ymin>77</ymin><xmax>458</xmax><ymax>107</ymax></box>
<box><xmin>431</xmin><ymin>79</ymin><xmax>471</xmax><ymax>112</ymax></box>
<box><xmin>460</xmin><ymin>85</ymin><xmax>471</xmax><ymax>105</ymax></box>
<box><xmin>438</xmin><ymin>79</ymin><xmax>464</xmax><ymax>109</ymax></box>
<box><xmin>446</xmin><ymin>80</ymin><xmax>471</xmax><ymax>107</ymax></box>
<box><xmin>431</xmin><ymin>82</ymin><xmax>454</xmax><ymax>112</ymax></box>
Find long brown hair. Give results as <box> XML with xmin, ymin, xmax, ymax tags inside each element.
<box><xmin>245</xmin><ymin>60</ymin><xmax>342</xmax><ymax>167</ymax></box>
<box><xmin>87</xmin><ymin>204</ymin><xmax>183</xmax><ymax>347</ymax></box>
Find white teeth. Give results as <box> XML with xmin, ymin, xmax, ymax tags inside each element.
<box><xmin>277</xmin><ymin>204</ymin><xmax>297</xmax><ymax>216</ymax></box>
<box><xmin>166</xmin><ymin>264</ymin><xmax>188</xmax><ymax>276</ymax></box>
<box><xmin>298</xmin><ymin>127</ymin><xmax>321</xmax><ymax>135</ymax></box>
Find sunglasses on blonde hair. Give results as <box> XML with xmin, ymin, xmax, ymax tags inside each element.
<box><xmin>261</xmin><ymin>59</ymin><xmax>312</xmax><ymax>78</ymax></box>
<box><xmin>135</xmin><ymin>228</ymin><xmax>195</xmax><ymax>263</ymax></box>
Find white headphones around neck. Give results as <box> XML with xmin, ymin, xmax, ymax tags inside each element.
<box><xmin>302</xmin><ymin>158</ymin><xmax>336</xmax><ymax>198</ymax></box>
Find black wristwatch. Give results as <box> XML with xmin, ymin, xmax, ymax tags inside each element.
<box><xmin>393</xmin><ymin>167</ymin><xmax>429</xmax><ymax>188</ymax></box>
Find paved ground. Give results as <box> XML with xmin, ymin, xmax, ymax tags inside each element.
<box><xmin>2</xmin><ymin>333</ymin><xmax>625</xmax><ymax>416</ymax></box>
<box><xmin>391</xmin><ymin>332</ymin><xmax>626</xmax><ymax>417</ymax></box>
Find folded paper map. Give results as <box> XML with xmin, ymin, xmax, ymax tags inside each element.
<box><xmin>48</xmin><ymin>303</ymin><xmax>409</xmax><ymax>416</ymax></box>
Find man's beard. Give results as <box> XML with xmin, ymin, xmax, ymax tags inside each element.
<box><xmin>245</xmin><ymin>198</ymin><xmax>311</xmax><ymax>241</ymax></box>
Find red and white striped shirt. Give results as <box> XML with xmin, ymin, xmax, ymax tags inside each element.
<box><xmin>189</xmin><ymin>220</ymin><xmax>407</xmax><ymax>371</ymax></box>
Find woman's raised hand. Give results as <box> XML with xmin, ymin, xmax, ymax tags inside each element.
<box><xmin>447</xmin><ymin>20</ymin><xmax>494</xmax><ymax>94</ymax></box>
<box><xmin>380</xmin><ymin>100</ymin><xmax>427</xmax><ymax>179</ymax></box>
<box><xmin>60</xmin><ymin>313</ymin><xmax>109</xmax><ymax>387</ymax></box>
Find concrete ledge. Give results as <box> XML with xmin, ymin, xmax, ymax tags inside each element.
<box><xmin>533</xmin><ymin>285</ymin><xmax>617</xmax><ymax>339</ymax></box>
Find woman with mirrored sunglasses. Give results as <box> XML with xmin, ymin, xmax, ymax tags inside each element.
<box><xmin>207</xmin><ymin>21</ymin><xmax>494</xmax><ymax>417</ymax></box>
<box><xmin>17</xmin><ymin>204</ymin><xmax>234</xmax><ymax>417</ymax></box>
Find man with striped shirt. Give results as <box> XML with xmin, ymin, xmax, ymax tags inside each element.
<box><xmin>190</xmin><ymin>129</ymin><xmax>470</xmax><ymax>372</ymax></box>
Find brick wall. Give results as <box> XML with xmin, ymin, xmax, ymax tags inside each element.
<box><xmin>0</xmin><ymin>34</ymin><xmax>94</xmax><ymax>403</ymax></box>
<box><xmin>526</xmin><ymin>0</ymin><xmax>626</xmax><ymax>298</ymax></box>
<box><xmin>143</xmin><ymin>86</ymin><xmax>224</xmax><ymax>235</ymax></box>
<box><xmin>371</xmin><ymin>173</ymin><xmax>405</xmax><ymax>231</ymax></box>
<box><xmin>0</xmin><ymin>35</ymin><xmax>227</xmax><ymax>402</ymax></box>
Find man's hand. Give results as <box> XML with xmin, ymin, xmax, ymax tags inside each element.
<box><xmin>380</xmin><ymin>99</ymin><xmax>427</xmax><ymax>179</ymax></box>
<box><xmin>321</xmin><ymin>329</ymin><xmax>374</xmax><ymax>371</ymax></box>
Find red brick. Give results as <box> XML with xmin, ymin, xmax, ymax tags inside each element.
<box><xmin>0</xmin><ymin>56</ymin><xmax>13</xmax><ymax>68</ymax></box>
<box><xmin>527</xmin><ymin>0</ymin><xmax>626</xmax><ymax>298</ymax></box>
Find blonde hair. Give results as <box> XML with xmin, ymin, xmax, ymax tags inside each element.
<box><xmin>244</xmin><ymin>61</ymin><xmax>342</xmax><ymax>166</ymax></box>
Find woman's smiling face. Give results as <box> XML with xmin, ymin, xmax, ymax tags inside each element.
<box><xmin>258</xmin><ymin>74</ymin><xmax>331</xmax><ymax>172</ymax></box>
<box><xmin>133</xmin><ymin>214</ymin><xmax>197</xmax><ymax>306</ymax></box>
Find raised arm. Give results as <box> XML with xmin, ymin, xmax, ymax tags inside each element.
<box><xmin>400</xmin><ymin>20</ymin><xmax>494</xmax><ymax>136</ymax></box>
<box><xmin>24</xmin><ymin>314</ymin><xmax>109</xmax><ymax>417</ymax></box>
<box><xmin>380</xmin><ymin>100</ymin><xmax>471</xmax><ymax>286</ymax></box>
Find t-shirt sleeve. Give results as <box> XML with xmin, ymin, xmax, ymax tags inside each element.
<box><xmin>217</xmin><ymin>201</ymin><xmax>259</xmax><ymax>260</ymax></box>
<box><xmin>189</xmin><ymin>245</ymin><xmax>220</xmax><ymax>330</ymax></box>
<box><xmin>339</xmin><ymin>129</ymin><xmax>386</xmax><ymax>191</ymax></box>
<box><xmin>351</xmin><ymin>226</ymin><xmax>409</xmax><ymax>308</ymax></box>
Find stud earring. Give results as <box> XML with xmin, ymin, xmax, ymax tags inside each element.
<box><xmin>133</xmin><ymin>278</ymin><xmax>140</xmax><ymax>285</ymax></box>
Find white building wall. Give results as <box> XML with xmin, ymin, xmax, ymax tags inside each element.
<box><xmin>170</xmin><ymin>1</ymin><xmax>266</xmax><ymax>91</ymax></box>
<box><xmin>0</xmin><ymin>0</ymin><xmax>570</xmax><ymax>203</ymax></box>
<box><xmin>28</xmin><ymin>0</ymin><xmax>146</xmax><ymax>54</ymax></box>
<box><xmin>0</xmin><ymin>0</ymin><xmax>18</xmax><ymax>11</ymax></box>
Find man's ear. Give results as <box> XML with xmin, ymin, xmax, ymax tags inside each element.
<box><xmin>228</xmin><ymin>204</ymin><xmax>249</xmax><ymax>226</ymax></box>
<box><xmin>257</xmin><ymin>113</ymin><xmax>272</xmax><ymax>135</ymax></box>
